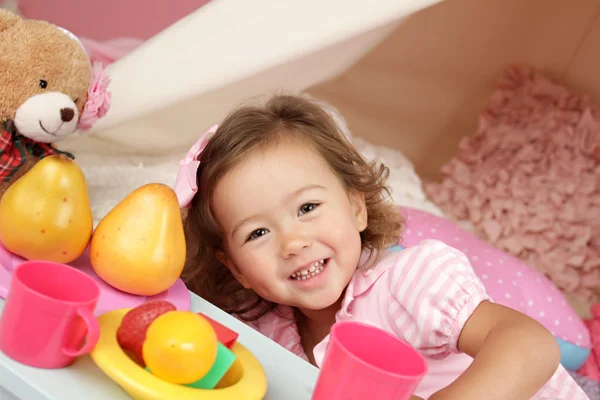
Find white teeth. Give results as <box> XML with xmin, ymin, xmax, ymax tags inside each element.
<box><xmin>290</xmin><ymin>260</ymin><xmax>326</xmax><ymax>280</ymax></box>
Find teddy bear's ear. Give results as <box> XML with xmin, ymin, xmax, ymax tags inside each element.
<box><xmin>0</xmin><ymin>9</ymin><xmax>21</xmax><ymax>32</ymax></box>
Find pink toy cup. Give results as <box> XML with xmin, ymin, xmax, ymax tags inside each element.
<box><xmin>312</xmin><ymin>321</ymin><xmax>428</xmax><ymax>400</ymax></box>
<box><xmin>0</xmin><ymin>261</ymin><xmax>101</xmax><ymax>368</ymax></box>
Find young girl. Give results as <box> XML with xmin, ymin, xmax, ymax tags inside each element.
<box><xmin>175</xmin><ymin>94</ymin><xmax>588</xmax><ymax>399</ymax></box>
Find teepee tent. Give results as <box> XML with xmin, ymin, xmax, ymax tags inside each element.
<box><xmin>57</xmin><ymin>0</ymin><xmax>443</xmax><ymax>157</ymax></box>
<box><xmin>56</xmin><ymin>0</ymin><xmax>600</xmax><ymax>185</ymax></box>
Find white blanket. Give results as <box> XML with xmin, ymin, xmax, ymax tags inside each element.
<box><xmin>75</xmin><ymin>134</ymin><xmax>443</xmax><ymax>227</ymax></box>
<box><xmin>72</xmin><ymin>94</ymin><xmax>444</xmax><ymax>225</ymax></box>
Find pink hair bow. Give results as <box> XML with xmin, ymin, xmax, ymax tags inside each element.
<box><xmin>174</xmin><ymin>125</ymin><xmax>219</xmax><ymax>208</ymax></box>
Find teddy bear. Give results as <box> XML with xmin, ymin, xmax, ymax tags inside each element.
<box><xmin>0</xmin><ymin>9</ymin><xmax>111</xmax><ymax>196</ymax></box>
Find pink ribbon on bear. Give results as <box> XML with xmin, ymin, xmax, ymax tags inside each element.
<box><xmin>78</xmin><ymin>62</ymin><xmax>112</xmax><ymax>131</ymax></box>
<box><xmin>56</xmin><ymin>26</ymin><xmax>111</xmax><ymax>131</ymax></box>
<box><xmin>174</xmin><ymin>125</ymin><xmax>219</xmax><ymax>208</ymax></box>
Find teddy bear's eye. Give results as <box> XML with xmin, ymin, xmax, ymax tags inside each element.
<box><xmin>39</xmin><ymin>80</ymin><xmax>48</xmax><ymax>89</ymax></box>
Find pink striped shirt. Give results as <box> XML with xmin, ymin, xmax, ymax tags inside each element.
<box><xmin>245</xmin><ymin>240</ymin><xmax>588</xmax><ymax>399</ymax></box>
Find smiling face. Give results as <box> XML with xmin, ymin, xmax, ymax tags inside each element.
<box><xmin>213</xmin><ymin>139</ymin><xmax>368</xmax><ymax>311</ymax></box>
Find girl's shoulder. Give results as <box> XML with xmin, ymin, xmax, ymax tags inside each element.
<box><xmin>372</xmin><ymin>239</ymin><xmax>474</xmax><ymax>277</ymax></box>
<box><xmin>352</xmin><ymin>239</ymin><xmax>486</xmax><ymax>311</ymax></box>
<box><xmin>373</xmin><ymin>240</ymin><xmax>491</xmax><ymax>357</ymax></box>
<box><xmin>381</xmin><ymin>239</ymin><xmax>486</xmax><ymax>295</ymax></box>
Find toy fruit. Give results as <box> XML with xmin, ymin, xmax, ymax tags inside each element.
<box><xmin>0</xmin><ymin>154</ymin><xmax>93</xmax><ymax>263</ymax></box>
<box><xmin>90</xmin><ymin>308</ymin><xmax>268</xmax><ymax>400</ymax></box>
<box><xmin>89</xmin><ymin>183</ymin><xmax>186</xmax><ymax>296</ymax></box>
<box><xmin>142</xmin><ymin>311</ymin><xmax>218</xmax><ymax>385</ymax></box>
<box><xmin>184</xmin><ymin>343</ymin><xmax>237</xmax><ymax>390</ymax></box>
<box><xmin>198</xmin><ymin>313</ymin><xmax>239</xmax><ymax>349</ymax></box>
<box><xmin>116</xmin><ymin>301</ymin><xmax>177</xmax><ymax>366</ymax></box>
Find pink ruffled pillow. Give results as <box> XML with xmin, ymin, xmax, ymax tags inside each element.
<box><xmin>425</xmin><ymin>65</ymin><xmax>600</xmax><ymax>300</ymax></box>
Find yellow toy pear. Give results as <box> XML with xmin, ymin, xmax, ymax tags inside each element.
<box><xmin>90</xmin><ymin>183</ymin><xmax>186</xmax><ymax>296</ymax></box>
<box><xmin>0</xmin><ymin>154</ymin><xmax>93</xmax><ymax>263</ymax></box>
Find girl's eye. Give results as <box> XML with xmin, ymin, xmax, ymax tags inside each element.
<box><xmin>299</xmin><ymin>203</ymin><xmax>319</xmax><ymax>216</ymax></box>
<box><xmin>247</xmin><ymin>228</ymin><xmax>269</xmax><ymax>242</ymax></box>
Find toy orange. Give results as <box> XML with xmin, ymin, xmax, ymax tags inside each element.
<box><xmin>142</xmin><ymin>311</ymin><xmax>218</xmax><ymax>384</ymax></box>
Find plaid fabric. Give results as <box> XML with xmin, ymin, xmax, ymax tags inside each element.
<box><xmin>0</xmin><ymin>120</ymin><xmax>74</xmax><ymax>182</ymax></box>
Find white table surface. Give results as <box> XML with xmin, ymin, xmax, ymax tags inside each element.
<box><xmin>0</xmin><ymin>292</ymin><xmax>319</xmax><ymax>400</ymax></box>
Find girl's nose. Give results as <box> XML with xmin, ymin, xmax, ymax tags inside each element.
<box><xmin>280</xmin><ymin>230</ymin><xmax>312</xmax><ymax>258</ymax></box>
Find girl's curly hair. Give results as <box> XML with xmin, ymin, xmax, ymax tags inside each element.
<box><xmin>182</xmin><ymin>94</ymin><xmax>404</xmax><ymax>321</ymax></box>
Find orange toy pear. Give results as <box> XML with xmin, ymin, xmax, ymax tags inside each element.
<box><xmin>89</xmin><ymin>183</ymin><xmax>186</xmax><ymax>296</ymax></box>
<box><xmin>0</xmin><ymin>154</ymin><xmax>93</xmax><ymax>263</ymax></box>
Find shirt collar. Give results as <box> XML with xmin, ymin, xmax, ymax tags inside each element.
<box><xmin>313</xmin><ymin>246</ymin><xmax>403</xmax><ymax>365</ymax></box>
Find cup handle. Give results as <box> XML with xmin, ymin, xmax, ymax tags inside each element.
<box><xmin>0</xmin><ymin>265</ymin><xmax>12</xmax><ymax>298</ymax></box>
<box><xmin>63</xmin><ymin>307</ymin><xmax>100</xmax><ymax>357</ymax></box>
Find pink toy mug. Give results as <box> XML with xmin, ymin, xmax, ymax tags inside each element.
<box><xmin>0</xmin><ymin>261</ymin><xmax>101</xmax><ymax>368</ymax></box>
<box><xmin>312</xmin><ymin>321</ymin><xmax>428</xmax><ymax>400</ymax></box>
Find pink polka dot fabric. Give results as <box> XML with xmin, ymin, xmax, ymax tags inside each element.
<box><xmin>399</xmin><ymin>206</ymin><xmax>590</xmax><ymax>351</ymax></box>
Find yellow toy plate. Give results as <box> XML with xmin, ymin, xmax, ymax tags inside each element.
<box><xmin>90</xmin><ymin>308</ymin><xmax>267</xmax><ymax>400</ymax></box>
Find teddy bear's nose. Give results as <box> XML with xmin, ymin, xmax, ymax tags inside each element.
<box><xmin>60</xmin><ymin>108</ymin><xmax>75</xmax><ymax>122</ymax></box>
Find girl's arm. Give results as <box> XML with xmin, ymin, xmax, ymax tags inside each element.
<box><xmin>429</xmin><ymin>300</ymin><xmax>561</xmax><ymax>400</ymax></box>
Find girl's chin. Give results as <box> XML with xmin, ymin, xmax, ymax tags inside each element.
<box><xmin>296</xmin><ymin>290</ymin><xmax>346</xmax><ymax>312</ymax></box>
